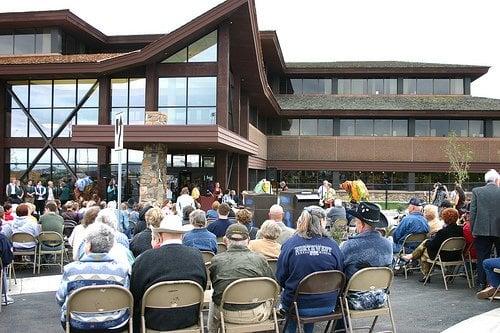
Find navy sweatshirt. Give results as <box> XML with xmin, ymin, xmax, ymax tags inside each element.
<box><xmin>276</xmin><ymin>235</ymin><xmax>344</xmax><ymax>309</ymax></box>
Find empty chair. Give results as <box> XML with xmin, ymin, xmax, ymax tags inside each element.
<box><xmin>37</xmin><ymin>231</ymin><xmax>65</xmax><ymax>274</ymax></box>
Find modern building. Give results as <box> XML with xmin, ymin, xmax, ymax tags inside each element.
<box><xmin>1</xmin><ymin>0</ymin><xmax>499</xmax><ymax>202</ymax></box>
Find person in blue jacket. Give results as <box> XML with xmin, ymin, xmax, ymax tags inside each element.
<box><xmin>392</xmin><ymin>197</ymin><xmax>429</xmax><ymax>253</ymax></box>
<box><xmin>276</xmin><ymin>206</ymin><xmax>343</xmax><ymax>333</ymax></box>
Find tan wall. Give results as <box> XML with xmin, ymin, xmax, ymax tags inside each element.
<box><xmin>249</xmin><ymin>124</ymin><xmax>267</xmax><ymax>160</ymax></box>
<box><xmin>267</xmin><ymin>136</ymin><xmax>500</xmax><ymax>163</ymax></box>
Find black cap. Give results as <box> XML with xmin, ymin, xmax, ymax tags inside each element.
<box><xmin>348</xmin><ymin>201</ymin><xmax>388</xmax><ymax>228</ymax></box>
<box><xmin>408</xmin><ymin>197</ymin><xmax>423</xmax><ymax>207</ymax></box>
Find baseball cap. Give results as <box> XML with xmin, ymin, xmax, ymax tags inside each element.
<box><xmin>225</xmin><ymin>223</ymin><xmax>249</xmax><ymax>240</ymax></box>
<box><xmin>408</xmin><ymin>197</ymin><xmax>423</xmax><ymax>206</ymax></box>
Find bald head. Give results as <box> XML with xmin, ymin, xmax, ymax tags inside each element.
<box><xmin>269</xmin><ymin>204</ymin><xmax>284</xmax><ymax>222</ymax></box>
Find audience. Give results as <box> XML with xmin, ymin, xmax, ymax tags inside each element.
<box><xmin>11</xmin><ymin>203</ymin><xmax>40</xmax><ymax>249</ymax></box>
<box><xmin>40</xmin><ymin>201</ymin><xmax>64</xmax><ymax>235</ymax></box>
<box><xmin>236</xmin><ymin>208</ymin><xmax>258</xmax><ymax>240</ymax></box>
<box><xmin>175</xmin><ymin>187</ymin><xmax>196</xmax><ymax>216</ymax></box>
<box><xmin>133</xmin><ymin>204</ymin><xmax>152</xmax><ymax>235</ymax></box>
<box><xmin>68</xmin><ymin>206</ymin><xmax>99</xmax><ymax>261</ymax></box>
<box><xmin>130</xmin><ymin>215</ymin><xmax>205</xmax><ymax>332</ymax></box>
<box><xmin>207</xmin><ymin>203</ymin><xmax>233</xmax><ymax>238</ymax></box>
<box><xmin>326</xmin><ymin>199</ymin><xmax>347</xmax><ymax>223</ymax></box>
<box><xmin>208</xmin><ymin>224</ymin><xmax>274</xmax><ymax>333</ymax></box>
<box><xmin>248</xmin><ymin>220</ymin><xmax>281</xmax><ymax>259</ymax></box>
<box><xmin>61</xmin><ymin>201</ymin><xmax>80</xmax><ymax>223</ymax></box>
<box><xmin>182</xmin><ymin>205</ymin><xmax>195</xmax><ymax>226</ymax></box>
<box><xmin>118</xmin><ymin>202</ymin><xmax>131</xmax><ymax>238</ymax></box>
<box><xmin>256</xmin><ymin>204</ymin><xmax>295</xmax><ymax>245</ymax></box>
<box><xmin>3</xmin><ymin>203</ymin><xmax>14</xmax><ymax>222</ymax></box>
<box><xmin>392</xmin><ymin>198</ymin><xmax>429</xmax><ymax>253</ymax></box>
<box><xmin>183</xmin><ymin>209</ymin><xmax>218</xmax><ymax>253</ymax></box>
<box><xmin>206</xmin><ymin>200</ymin><xmax>220</xmax><ymax>220</ymax></box>
<box><xmin>129</xmin><ymin>207</ymin><xmax>164</xmax><ymax>257</ymax></box>
<box><xmin>276</xmin><ymin>206</ymin><xmax>343</xmax><ymax>333</ymax></box>
<box><xmin>95</xmin><ymin>208</ymin><xmax>129</xmax><ymax>248</ymax></box>
<box><xmin>56</xmin><ymin>223</ymin><xmax>130</xmax><ymax>332</ymax></box>
<box><xmin>423</xmin><ymin>204</ymin><xmax>443</xmax><ymax>237</ymax></box>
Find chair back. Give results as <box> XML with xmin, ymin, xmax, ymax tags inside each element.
<box><xmin>221</xmin><ymin>277</ymin><xmax>280</xmax><ymax>306</ymax></box>
<box><xmin>217</xmin><ymin>242</ymin><xmax>227</xmax><ymax>253</ymax></box>
<box><xmin>142</xmin><ymin>280</ymin><xmax>204</xmax><ymax>314</ymax></box>
<box><xmin>38</xmin><ymin>231</ymin><xmax>64</xmax><ymax>246</ymax></box>
<box><xmin>296</xmin><ymin>270</ymin><xmax>345</xmax><ymax>296</ymax></box>
<box><xmin>439</xmin><ymin>237</ymin><xmax>466</xmax><ymax>253</ymax></box>
<box><xmin>12</xmin><ymin>232</ymin><xmax>37</xmax><ymax>244</ymax></box>
<box><xmin>346</xmin><ymin>267</ymin><xmax>393</xmax><ymax>293</ymax></box>
<box><xmin>67</xmin><ymin>285</ymin><xmax>133</xmax><ymax>315</ymax></box>
<box><xmin>201</xmin><ymin>251</ymin><xmax>215</xmax><ymax>264</ymax></box>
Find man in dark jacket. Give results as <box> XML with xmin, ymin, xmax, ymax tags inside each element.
<box><xmin>129</xmin><ymin>207</ymin><xmax>163</xmax><ymax>257</ymax></box>
<box><xmin>207</xmin><ymin>203</ymin><xmax>233</xmax><ymax>238</ymax></box>
<box><xmin>470</xmin><ymin>169</ymin><xmax>500</xmax><ymax>289</ymax></box>
<box><xmin>130</xmin><ymin>215</ymin><xmax>205</xmax><ymax>332</ymax></box>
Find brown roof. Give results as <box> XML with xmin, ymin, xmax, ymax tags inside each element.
<box><xmin>0</xmin><ymin>53</ymin><xmax>129</xmax><ymax>65</ymax></box>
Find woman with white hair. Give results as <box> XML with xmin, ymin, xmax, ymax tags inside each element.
<box><xmin>96</xmin><ymin>208</ymin><xmax>129</xmax><ymax>248</ymax></box>
<box><xmin>248</xmin><ymin>220</ymin><xmax>281</xmax><ymax>259</ymax></box>
<box><xmin>423</xmin><ymin>204</ymin><xmax>443</xmax><ymax>236</ymax></box>
<box><xmin>56</xmin><ymin>223</ymin><xmax>130</xmax><ymax>332</ymax></box>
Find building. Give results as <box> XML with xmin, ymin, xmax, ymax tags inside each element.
<box><xmin>1</xmin><ymin>0</ymin><xmax>499</xmax><ymax>202</ymax></box>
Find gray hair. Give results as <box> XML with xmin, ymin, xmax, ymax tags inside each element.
<box><xmin>423</xmin><ymin>204</ymin><xmax>438</xmax><ymax>221</ymax></box>
<box><xmin>296</xmin><ymin>206</ymin><xmax>328</xmax><ymax>239</ymax></box>
<box><xmin>190</xmin><ymin>209</ymin><xmax>207</xmax><ymax>228</ymax></box>
<box><xmin>485</xmin><ymin>169</ymin><xmax>499</xmax><ymax>183</ymax></box>
<box><xmin>85</xmin><ymin>223</ymin><xmax>115</xmax><ymax>253</ymax></box>
<box><xmin>259</xmin><ymin>220</ymin><xmax>281</xmax><ymax>240</ymax></box>
<box><xmin>95</xmin><ymin>208</ymin><xmax>118</xmax><ymax>230</ymax></box>
<box><xmin>226</xmin><ymin>238</ymin><xmax>248</xmax><ymax>248</ymax></box>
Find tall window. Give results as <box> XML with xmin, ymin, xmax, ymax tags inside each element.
<box><xmin>415</xmin><ymin>119</ymin><xmax>483</xmax><ymax>137</ymax></box>
<box><xmin>493</xmin><ymin>121</ymin><xmax>500</xmax><ymax>138</ymax></box>
<box><xmin>0</xmin><ymin>28</ymin><xmax>56</xmax><ymax>55</ymax></box>
<box><xmin>158</xmin><ymin>77</ymin><xmax>217</xmax><ymax>124</ymax></box>
<box><xmin>111</xmin><ymin>78</ymin><xmax>146</xmax><ymax>124</ymax></box>
<box><xmin>162</xmin><ymin>31</ymin><xmax>217</xmax><ymax>63</ymax></box>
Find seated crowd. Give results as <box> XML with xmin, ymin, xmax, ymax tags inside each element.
<box><xmin>0</xmin><ymin>171</ymin><xmax>498</xmax><ymax>332</ymax></box>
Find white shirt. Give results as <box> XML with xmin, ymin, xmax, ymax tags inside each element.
<box><xmin>47</xmin><ymin>187</ymin><xmax>54</xmax><ymax>200</ymax></box>
<box><xmin>9</xmin><ymin>183</ymin><xmax>16</xmax><ymax>195</ymax></box>
<box><xmin>161</xmin><ymin>239</ymin><xmax>183</xmax><ymax>246</ymax></box>
<box><xmin>175</xmin><ymin>194</ymin><xmax>195</xmax><ymax>215</ymax></box>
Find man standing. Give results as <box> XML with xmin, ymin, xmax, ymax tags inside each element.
<box><xmin>208</xmin><ymin>224</ymin><xmax>274</xmax><ymax>333</ymax></box>
<box><xmin>5</xmin><ymin>177</ymin><xmax>22</xmax><ymax>204</ymax></box>
<box><xmin>317</xmin><ymin>180</ymin><xmax>329</xmax><ymax>206</ymax></box>
<box><xmin>470</xmin><ymin>169</ymin><xmax>500</xmax><ymax>290</ymax></box>
<box><xmin>46</xmin><ymin>181</ymin><xmax>55</xmax><ymax>201</ymax></box>
<box><xmin>392</xmin><ymin>198</ymin><xmax>429</xmax><ymax>253</ymax></box>
<box><xmin>256</xmin><ymin>204</ymin><xmax>295</xmax><ymax>245</ymax></box>
<box><xmin>130</xmin><ymin>215</ymin><xmax>206</xmax><ymax>332</ymax></box>
<box><xmin>34</xmin><ymin>180</ymin><xmax>47</xmax><ymax>215</ymax></box>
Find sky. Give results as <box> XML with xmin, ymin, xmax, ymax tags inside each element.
<box><xmin>1</xmin><ymin>0</ymin><xmax>499</xmax><ymax>98</ymax></box>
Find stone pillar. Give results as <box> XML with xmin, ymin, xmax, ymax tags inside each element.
<box><xmin>139</xmin><ymin>111</ymin><xmax>168</xmax><ymax>204</ymax></box>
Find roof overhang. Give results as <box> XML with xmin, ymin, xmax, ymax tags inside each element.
<box><xmin>71</xmin><ymin>124</ymin><xmax>259</xmax><ymax>155</ymax></box>
<box><xmin>260</xmin><ymin>31</ymin><xmax>286</xmax><ymax>75</ymax></box>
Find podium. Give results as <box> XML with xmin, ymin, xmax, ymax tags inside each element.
<box><xmin>242</xmin><ymin>193</ymin><xmax>277</xmax><ymax>228</ymax></box>
<box><xmin>278</xmin><ymin>191</ymin><xmax>321</xmax><ymax>228</ymax></box>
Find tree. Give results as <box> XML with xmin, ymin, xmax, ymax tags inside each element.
<box><xmin>443</xmin><ymin>131</ymin><xmax>474</xmax><ymax>186</ymax></box>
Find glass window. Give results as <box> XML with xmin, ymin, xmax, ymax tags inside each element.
<box><xmin>35</xmin><ymin>28</ymin><xmax>52</xmax><ymax>54</ymax></box>
<box><xmin>188</xmin><ymin>30</ymin><xmax>217</xmax><ymax>62</ymax></box>
<box><xmin>384</xmin><ymin>79</ymin><xmax>397</xmax><ymax>95</ymax></box>
<box><xmin>281</xmin><ymin>119</ymin><xmax>299</xmax><ymax>135</ymax></box>
<box><xmin>187</xmin><ymin>77</ymin><xmax>216</xmax><ymax>106</ymax></box>
<box><xmin>14</xmin><ymin>30</ymin><xmax>35</xmax><ymax>54</ymax></box>
<box><xmin>29</xmin><ymin>108</ymin><xmax>51</xmax><ymax>137</ymax></box>
<box><xmin>468</xmin><ymin>120</ymin><xmax>484</xmax><ymax>137</ymax></box>
<box><xmin>417</xmin><ymin>79</ymin><xmax>433</xmax><ymax>94</ymax></box>
<box><xmin>111</xmin><ymin>108</ymin><xmax>128</xmax><ymax>125</ymax></box>
<box><xmin>319</xmin><ymin>79</ymin><xmax>332</xmax><ymax>94</ymax></box>
<box><xmin>367</xmin><ymin>79</ymin><xmax>384</xmax><ymax>95</ymax></box>
<box><xmin>434</xmin><ymin>79</ymin><xmax>450</xmax><ymax>94</ymax></box>
<box><xmin>450</xmin><ymin>79</ymin><xmax>464</xmax><ymax>95</ymax></box>
<box><xmin>111</xmin><ymin>149</ymin><xmax>127</xmax><ymax>164</ymax></box>
<box><xmin>29</xmin><ymin>148</ymin><xmax>51</xmax><ymax>164</ymax></box>
<box><xmin>318</xmin><ymin>119</ymin><xmax>333</xmax><ymax>135</ymax></box>
<box><xmin>10</xmin><ymin>81</ymin><xmax>29</xmax><ymax>107</ymax></box>
<box><xmin>302</xmin><ymin>79</ymin><xmax>319</xmax><ymax>94</ymax></box>
<box><xmin>57</xmin><ymin>148</ymin><xmax>75</xmax><ymax>164</ymax></box>
<box><xmin>403</xmin><ymin>79</ymin><xmax>417</xmax><ymax>95</ymax></box>
<box><xmin>374</xmin><ymin>119</ymin><xmax>391</xmax><ymax>136</ymax></box>
<box><xmin>78</xmin><ymin>79</ymin><xmax>99</xmax><ymax>107</ymax></box>
<box><xmin>10</xmin><ymin>109</ymin><xmax>28</xmax><ymax>137</ymax></box>
<box><xmin>351</xmin><ymin>79</ymin><xmax>367</xmax><ymax>95</ymax></box>
<box><xmin>430</xmin><ymin>119</ymin><xmax>449</xmax><ymax>137</ymax></box>
<box><xmin>159</xmin><ymin>108</ymin><xmax>186</xmax><ymax>125</ymax></box>
<box><xmin>111</xmin><ymin>79</ymin><xmax>129</xmax><ymax>107</ymax></box>
<box><xmin>392</xmin><ymin>120</ymin><xmax>408</xmax><ymax>136</ymax></box>
<box><xmin>202</xmin><ymin>155</ymin><xmax>215</xmax><ymax>168</ymax></box>
<box><xmin>10</xmin><ymin>148</ymin><xmax>28</xmax><ymax>164</ymax></box>
<box><xmin>415</xmin><ymin>120</ymin><xmax>430</xmax><ymax>136</ymax></box>
<box><xmin>187</xmin><ymin>107</ymin><xmax>216</xmax><ymax>124</ymax></box>
<box><xmin>173</xmin><ymin>155</ymin><xmax>185</xmax><ymax>167</ymax></box>
<box><xmin>493</xmin><ymin>121</ymin><xmax>500</xmax><ymax>138</ymax></box>
<box><xmin>337</xmin><ymin>79</ymin><xmax>351</xmax><ymax>95</ymax></box>
<box><xmin>449</xmin><ymin>120</ymin><xmax>468</xmax><ymax>137</ymax></box>
<box><xmin>158</xmin><ymin>78</ymin><xmax>186</xmax><ymax>106</ymax></box>
<box><xmin>163</xmin><ymin>48</ymin><xmax>187</xmax><ymax>63</ymax></box>
<box><xmin>300</xmin><ymin>119</ymin><xmax>318</xmax><ymax>135</ymax></box>
<box><xmin>52</xmin><ymin>108</ymin><xmax>74</xmax><ymax>137</ymax></box>
<box><xmin>166</xmin><ymin>154</ymin><xmax>172</xmax><ymax>167</ymax></box>
<box><xmin>53</xmin><ymin>80</ymin><xmax>76</xmax><ymax>107</ymax></box>
<box><xmin>339</xmin><ymin>119</ymin><xmax>355</xmax><ymax>136</ymax></box>
<box><xmin>128</xmin><ymin>108</ymin><xmax>145</xmax><ymax>125</ymax></box>
<box><xmin>30</xmin><ymin>80</ymin><xmax>52</xmax><ymax>107</ymax></box>
<box><xmin>128</xmin><ymin>150</ymin><xmax>144</xmax><ymax>163</ymax></box>
<box><xmin>290</xmin><ymin>79</ymin><xmax>302</xmax><ymax>94</ymax></box>
<box><xmin>0</xmin><ymin>33</ymin><xmax>13</xmax><ymax>54</ymax></box>
<box><xmin>356</xmin><ymin>119</ymin><xmax>373</xmax><ymax>136</ymax></box>
<box><xmin>186</xmin><ymin>154</ymin><xmax>200</xmax><ymax>167</ymax></box>
<box><xmin>77</xmin><ymin>108</ymin><xmax>98</xmax><ymax>125</ymax></box>
<box><xmin>129</xmin><ymin>78</ymin><xmax>146</xmax><ymax>107</ymax></box>
<box><xmin>76</xmin><ymin>149</ymin><xmax>98</xmax><ymax>164</ymax></box>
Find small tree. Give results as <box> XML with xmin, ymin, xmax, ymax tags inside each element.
<box><xmin>443</xmin><ymin>131</ymin><xmax>474</xmax><ymax>186</ymax></box>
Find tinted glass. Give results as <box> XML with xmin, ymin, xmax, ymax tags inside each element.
<box><xmin>468</xmin><ymin>120</ymin><xmax>484</xmax><ymax>137</ymax></box>
<box><xmin>158</xmin><ymin>78</ymin><xmax>187</xmax><ymax>106</ymax></box>
<box><xmin>403</xmin><ymin>79</ymin><xmax>417</xmax><ymax>94</ymax></box>
<box><xmin>77</xmin><ymin>108</ymin><xmax>98</xmax><ymax>125</ymax></box>
<box><xmin>449</xmin><ymin>120</ymin><xmax>468</xmax><ymax>137</ymax></box>
<box><xmin>433</xmin><ymin>79</ymin><xmax>450</xmax><ymax>94</ymax></box>
<box><xmin>35</xmin><ymin>29</ymin><xmax>52</xmax><ymax>53</ymax></box>
<box><xmin>187</xmin><ymin>107</ymin><xmax>216</xmax><ymax>124</ymax></box>
<box><xmin>128</xmin><ymin>108</ymin><xmax>145</xmax><ymax>125</ymax></box>
<box><xmin>415</xmin><ymin>120</ymin><xmax>430</xmax><ymax>136</ymax></box>
<box><xmin>302</xmin><ymin>79</ymin><xmax>319</xmax><ymax>94</ymax></box>
<box><xmin>392</xmin><ymin>120</ymin><xmax>408</xmax><ymax>136</ymax></box>
<box><xmin>29</xmin><ymin>108</ymin><xmax>51</xmax><ymax>137</ymax></box>
<box><xmin>10</xmin><ymin>109</ymin><xmax>28</xmax><ymax>137</ymax></box>
<box><xmin>14</xmin><ymin>31</ymin><xmax>35</xmax><ymax>54</ymax></box>
<box><xmin>10</xmin><ymin>81</ymin><xmax>29</xmax><ymax>107</ymax></box>
<box><xmin>339</xmin><ymin>119</ymin><xmax>355</xmax><ymax>136</ymax></box>
<box><xmin>53</xmin><ymin>80</ymin><xmax>76</xmax><ymax>107</ymax></box>
<box><xmin>163</xmin><ymin>48</ymin><xmax>187</xmax><ymax>63</ymax></box>
<box><xmin>160</xmin><ymin>107</ymin><xmax>186</xmax><ymax>125</ymax></box>
<box><xmin>318</xmin><ymin>119</ymin><xmax>333</xmax><ymax>135</ymax></box>
<box><xmin>0</xmin><ymin>34</ymin><xmax>13</xmax><ymax>54</ymax></box>
<box><xmin>351</xmin><ymin>79</ymin><xmax>367</xmax><ymax>95</ymax></box>
<box><xmin>356</xmin><ymin>119</ymin><xmax>373</xmax><ymax>136</ymax></box>
<box><xmin>367</xmin><ymin>79</ymin><xmax>384</xmax><ymax>95</ymax></box>
<box><xmin>450</xmin><ymin>79</ymin><xmax>464</xmax><ymax>95</ymax></box>
<box><xmin>493</xmin><ymin>121</ymin><xmax>500</xmax><ymax>137</ymax></box>
<box><xmin>173</xmin><ymin>155</ymin><xmax>185</xmax><ymax>167</ymax></box>
<box><xmin>188</xmin><ymin>31</ymin><xmax>217</xmax><ymax>62</ymax></box>
<box><xmin>52</xmin><ymin>108</ymin><xmax>73</xmax><ymax>137</ymax></box>
<box><xmin>384</xmin><ymin>79</ymin><xmax>397</xmax><ymax>94</ymax></box>
<box><xmin>281</xmin><ymin>119</ymin><xmax>299</xmax><ymax>135</ymax></box>
<box><xmin>30</xmin><ymin>80</ymin><xmax>52</xmax><ymax>107</ymax></box>
<box><xmin>186</xmin><ymin>154</ymin><xmax>200</xmax><ymax>167</ymax></box>
<box><xmin>202</xmin><ymin>156</ymin><xmax>215</xmax><ymax>168</ymax></box>
<box><xmin>290</xmin><ymin>79</ymin><xmax>302</xmax><ymax>94</ymax></box>
<box><xmin>111</xmin><ymin>79</ymin><xmax>129</xmax><ymax>107</ymax></box>
<box><xmin>300</xmin><ymin>119</ymin><xmax>318</xmax><ymax>135</ymax></box>
<box><xmin>374</xmin><ymin>119</ymin><xmax>391</xmax><ymax>136</ymax></box>
<box><xmin>417</xmin><ymin>79</ymin><xmax>433</xmax><ymax>94</ymax></box>
<box><xmin>430</xmin><ymin>120</ymin><xmax>449</xmax><ymax>137</ymax></box>
<box><xmin>337</xmin><ymin>79</ymin><xmax>351</xmax><ymax>95</ymax></box>
<box><xmin>78</xmin><ymin>79</ymin><xmax>99</xmax><ymax>107</ymax></box>
<box><xmin>188</xmin><ymin>77</ymin><xmax>216</xmax><ymax>106</ymax></box>
<box><xmin>129</xmin><ymin>78</ymin><xmax>145</xmax><ymax>107</ymax></box>
<box><xmin>319</xmin><ymin>79</ymin><xmax>332</xmax><ymax>94</ymax></box>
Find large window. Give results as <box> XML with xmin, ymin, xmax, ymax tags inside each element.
<box><xmin>281</xmin><ymin>119</ymin><xmax>333</xmax><ymax>136</ymax></box>
<box><xmin>403</xmin><ymin>78</ymin><xmax>464</xmax><ymax>95</ymax></box>
<box><xmin>8</xmin><ymin>80</ymin><xmax>98</xmax><ymax>138</ymax></box>
<box><xmin>158</xmin><ymin>77</ymin><xmax>217</xmax><ymax>125</ymax></box>
<box><xmin>339</xmin><ymin>119</ymin><xmax>408</xmax><ymax>136</ymax></box>
<box><xmin>162</xmin><ymin>31</ymin><xmax>217</xmax><ymax>63</ymax></box>
<box><xmin>415</xmin><ymin>119</ymin><xmax>484</xmax><ymax>137</ymax></box>
<box><xmin>111</xmin><ymin>78</ymin><xmax>146</xmax><ymax>125</ymax></box>
<box><xmin>285</xmin><ymin>78</ymin><xmax>332</xmax><ymax>95</ymax></box>
<box><xmin>494</xmin><ymin>121</ymin><xmax>500</xmax><ymax>138</ymax></box>
<box><xmin>338</xmin><ymin>78</ymin><xmax>397</xmax><ymax>95</ymax></box>
<box><xmin>0</xmin><ymin>28</ymin><xmax>56</xmax><ymax>55</ymax></box>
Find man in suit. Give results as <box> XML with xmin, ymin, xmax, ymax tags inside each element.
<box><xmin>470</xmin><ymin>169</ymin><xmax>500</xmax><ymax>289</ymax></box>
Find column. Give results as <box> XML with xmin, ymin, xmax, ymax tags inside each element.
<box><xmin>145</xmin><ymin>63</ymin><xmax>158</xmax><ymax>112</ymax></box>
<box><xmin>238</xmin><ymin>155</ymin><xmax>249</xmax><ymax>192</ymax></box>
<box><xmin>216</xmin><ymin>23</ymin><xmax>230</xmax><ymax>129</ymax></box>
<box><xmin>216</xmin><ymin>151</ymin><xmax>228</xmax><ymax>190</ymax></box>
<box><xmin>98</xmin><ymin>77</ymin><xmax>111</xmax><ymax>199</ymax></box>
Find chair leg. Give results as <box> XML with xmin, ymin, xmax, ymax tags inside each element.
<box><xmin>295</xmin><ymin>303</ymin><xmax>304</xmax><ymax>333</ymax></box>
<box><xmin>273</xmin><ymin>308</ymin><xmax>279</xmax><ymax>333</ymax></box>
<box><xmin>423</xmin><ymin>261</ymin><xmax>436</xmax><ymax>286</ymax></box>
<box><xmin>387</xmin><ymin>298</ymin><xmax>397</xmax><ymax>333</ymax></box>
<box><xmin>368</xmin><ymin>315</ymin><xmax>378</xmax><ymax>333</ymax></box>
<box><xmin>38</xmin><ymin>250</ymin><xmax>41</xmax><ymax>275</ymax></box>
<box><xmin>344</xmin><ymin>298</ymin><xmax>354</xmax><ymax>333</ymax></box>
<box><xmin>468</xmin><ymin>260</ymin><xmax>475</xmax><ymax>288</ymax></box>
<box><xmin>440</xmin><ymin>263</ymin><xmax>449</xmax><ymax>290</ymax></box>
<box><xmin>220</xmin><ymin>312</ymin><xmax>225</xmax><ymax>333</ymax></box>
<box><xmin>462</xmin><ymin>258</ymin><xmax>472</xmax><ymax>289</ymax></box>
<box><xmin>490</xmin><ymin>287</ymin><xmax>500</xmax><ymax>302</ymax></box>
<box><xmin>60</xmin><ymin>251</ymin><xmax>64</xmax><ymax>273</ymax></box>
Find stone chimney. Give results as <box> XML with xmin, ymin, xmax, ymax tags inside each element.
<box><xmin>139</xmin><ymin>111</ymin><xmax>168</xmax><ymax>204</ymax></box>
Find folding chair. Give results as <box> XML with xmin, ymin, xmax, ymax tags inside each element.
<box><xmin>464</xmin><ymin>242</ymin><xmax>477</xmax><ymax>287</ymax></box>
<box><xmin>11</xmin><ymin>232</ymin><xmax>38</xmax><ymax>275</ymax></box>
<box><xmin>397</xmin><ymin>233</ymin><xmax>427</xmax><ymax>279</ymax></box>
<box><xmin>267</xmin><ymin>258</ymin><xmax>278</xmax><ymax>277</ymax></box>
<box><xmin>141</xmin><ymin>280</ymin><xmax>204</xmax><ymax>332</ymax></box>
<box><xmin>219</xmin><ymin>277</ymin><xmax>280</xmax><ymax>333</ymax></box>
<box><xmin>37</xmin><ymin>231</ymin><xmax>65</xmax><ymax>274</ymax></box>
<box><xmin>489</xmin><ymin>268</ymin><xmax>500</xmax><ymax>302</ymax></box>
<box><xmin>283</xmin><ymin>270</ymin><xmax>346</xmax><ymax>333</ymax></box>
<box><xmin>342</xmin><ymin>267</ymin><xmax>396</xmax><ymax>333</ymax></box>
<box><xmin>201</xmin><ymin>251</ymin><xmax>215</xmax><ymax>290</ymax></box>
<box><xmin>217</xmin><ymin>242</ymin><xmax>227</xmax><ymax>253</ymax></box>
<box><xmin>66</xmin><ymin>285</ymin><xmax>133</xmax><ymax>333</ymax></box>
<box><xmin>423</xmin><ymin>237</ymin><xmax>471</xmax><ymax>290</ymax></box>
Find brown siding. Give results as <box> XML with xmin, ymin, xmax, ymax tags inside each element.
<box><xmin>248</xmin><ymin>156</ymin><xmax>267</xmax><ymax>170</ymax></box>
<box><xmin>249</xmin><ymin>124</ymin><xmax>267</xmax><ymax>160</ymax></box>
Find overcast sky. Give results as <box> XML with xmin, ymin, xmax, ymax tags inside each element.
<box><xmin>2</xmin><ymin>0</ymin><xmax>499</xmax><ymax>98</ymax></box>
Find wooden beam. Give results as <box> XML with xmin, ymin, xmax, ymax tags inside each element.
<box><xmin>216</xmin><ymin>23</ymin><xmax>230</xmax><ymax>129</ymax></box>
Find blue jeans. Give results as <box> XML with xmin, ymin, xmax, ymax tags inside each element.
<box><xmin>283</xmin><ymin>305</ymin><xmax>335</xmax><ymax>333</ymax></box>
<box><xmin>483</xmin><ymin>258</ymin><xmax>500</xmax><ymax>288</ymax></box>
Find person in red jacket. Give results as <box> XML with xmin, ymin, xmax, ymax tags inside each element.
<box><xmin>462</xmin><ymin>212</ymin><xmax>477</xmax><ymax>260</ymax></box>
